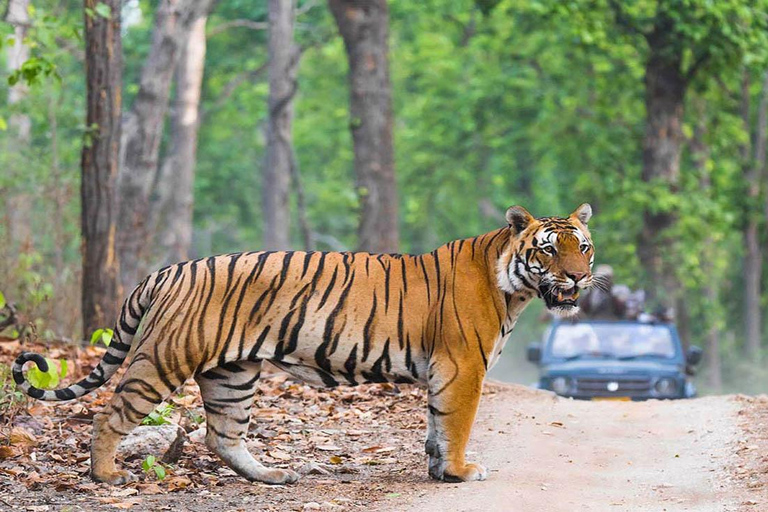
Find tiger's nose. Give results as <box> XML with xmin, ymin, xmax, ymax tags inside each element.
<box><xmin>567</xmin><ymin>271</ymin><xmax>587</xmax><ymax>283</ymax></box>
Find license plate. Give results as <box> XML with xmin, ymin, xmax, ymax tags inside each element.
<box><xmin>592</xmin><ymin>397</ymin><xmax>631</xmax><ymax>401</ymax></box>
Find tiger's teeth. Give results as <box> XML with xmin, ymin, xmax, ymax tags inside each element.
<box><xmin>557</xmin><ymin>292</ymin><xmax>564</xmax><ymax>302</ymax></box>
<box><xmin>573</xmin><ymin>291</ymin><xmax>580</xmax><ymax>300</ymax></box>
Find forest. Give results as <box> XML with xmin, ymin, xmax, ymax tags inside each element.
<box><xmin>1</xmin><ymin>0</ymin><xmax>768</xmax><ymax>396</ymax></box>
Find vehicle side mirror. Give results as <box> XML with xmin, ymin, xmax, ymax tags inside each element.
<box><xmin>527</xmin><ymin>342</ymin><xmax>542</xmax><ymax>363</ymax></box>
<box><xmin>686</xmin><ymin>345</ymin><xmax>703</xmax><ymax>366</ymax></box>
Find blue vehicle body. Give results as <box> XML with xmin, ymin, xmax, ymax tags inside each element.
<box><xmin>527</xmin><ymin>320</ymin><xmax>701</xmax><ymax>400</ymax></box>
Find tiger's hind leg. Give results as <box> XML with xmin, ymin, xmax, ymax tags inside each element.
<box><xmin>196</xmin><ymin>360</ymin><xmax>299</xmax><ymax>485</ymax></box>
<box><xmin>92</xmin><ymin>354</ymin><xmax>187</xmax><ymax>485</ymax></box>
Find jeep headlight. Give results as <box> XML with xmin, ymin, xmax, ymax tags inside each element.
<box><xmin>654</xmin><ymin>378</ymin><xmax>677</xmax><ymax>396</ymax></box>
<box><xmin>551</xmin><ymin>376</ymin><xmax>571</xmax><ymax>395</ymax></box>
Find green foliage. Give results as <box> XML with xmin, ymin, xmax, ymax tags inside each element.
<box><xmin>2</xmin><ymin>0</ymin><xmax>768</xmax><ymax>394</ymax></box>
<box><xmin>0</xmin><ymin>364</ymin><xmax>27</xmax><ymax>419</ymax></box>
<box><xmin>0</xmin><ymin>291</ymin><xmax>6</xmax><ymax>310</ymax></box>
<box><xmin>26</xmin><ymin>358</ymin><xmax>68</xmax><ymax>390</ymax></box>
<box><xmin>186</xmin><ymin>410</ymin><xmax>205</xmax><ymax>425</ymax></box>
<box><xmin>141</xmin><ymin>455</ymin><xmax>167</xmax><ymax>480</ymax></box>
<box><xmin>85</xmin><ymin>3</ymin><xmax>112</xmax><ymax>20</ymax></box>
<box><xmin>90</xmin><ymin>328</ymin><xmax>113</xmax><ymax>347</ymax></box>
<box><xmin>141</xmin><ymin>403</ymin><xmax>175</xmax><ymax>426</ymax></box>
<box><xmin>8</xmin><ymin>56</ymin><xmax>59</xmax><ymax>87</ymax></box>
<box><xmin>2</xmin><ymin>252</ymin><xmax>56</xmax><ymax>340</ymax></box>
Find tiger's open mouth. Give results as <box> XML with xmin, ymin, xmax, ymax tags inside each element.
<box><xmin>541</xmin><ymin>283</ymin><xmax>580</xmax><ymax>309</ymax></box>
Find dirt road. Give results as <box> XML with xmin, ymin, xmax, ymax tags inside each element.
<box><xmin>389</xmin><ymin>385</ymin><xmax>768</xmax><ymax>512</ymax></box>
<box><xmin>2</xmin><ymin>364</ymin><xmax>767</xmax><ymax>511</ymax></box>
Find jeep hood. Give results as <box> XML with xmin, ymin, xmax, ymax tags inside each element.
<box><xmin>544</xmin><ymin>359</ymin><xmax>681</xmax><ymax>376</ymax></box>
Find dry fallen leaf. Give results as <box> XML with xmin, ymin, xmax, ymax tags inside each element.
<box><xmin>268</xmin><ymin>449</ymin><xmax>292</xmax><ymax>461</ymax></box>
<box><xmin>97</xmin><ymin>497</ymin><xmax>142</xmax><ymax>509</ymax></box>
<box><xmin>165</xmin><ymin>476</ymin><xmax>193</xmax><ymax>491</ymax></box>
<box><xmin>137</xmin><ymin>483</ymin><xmax>163</xmax><ymax>495</ymax></box>
<box><xmin>10</xmin><ymin>426</ymin><xmax>38</xmax><ymax>447</ymax></box>
<box><xmin>110</xmin><ymin>488</ymin><xmax>139</xmax><ymax>498</ymax></box>
<box><xmin>110</xmin><ymin>500</ymin><xmax>142</xmax><ymax>510</ymax></box>
<box><xmin>0</xmin><ymin>445</ymin><xmax>17</xmax><ymax>459</ymax></box>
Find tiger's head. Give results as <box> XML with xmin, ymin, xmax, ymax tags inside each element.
<box><xmin>497</xmin><ymin>203</ymin><xmax>594</xmax><ymax>317</ymax></box>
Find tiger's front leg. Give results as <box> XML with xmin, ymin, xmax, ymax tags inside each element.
<box><xmin>425</xmin><ymin>359</ymin><xmax>487</xmax><ymax>482</ymax></box>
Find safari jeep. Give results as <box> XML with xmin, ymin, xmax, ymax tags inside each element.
<box><xmin>527</xmin><ymin>320</ymin><xmax>702</xmax><ymax>400</ymax></box>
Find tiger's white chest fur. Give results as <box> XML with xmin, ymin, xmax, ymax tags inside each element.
<box><xmin>487</xmin><ymin>296</ymin><xmax>528</xmax><ymax>372</ymax></box>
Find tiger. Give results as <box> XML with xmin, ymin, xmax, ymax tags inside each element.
<box><xmin>14</xmin><ymin>203</ymin><xmax>594</xmax><ymax>485</ymax></box>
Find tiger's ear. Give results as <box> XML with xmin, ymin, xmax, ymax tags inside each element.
<box><xmin>505</xmin><ymin>206</ymin><xmax>534</xmax><ymax>234</ymax></box>
<box><xmin>570</xmin><ymin>203</ymin><xmax>592</xmax><ymax>226</ymax></box>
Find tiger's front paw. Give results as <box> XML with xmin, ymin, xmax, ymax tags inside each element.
<box><xmin>445</xmin><ymin>462</ymin><xmax>487</xmax><ymax>482</ymax></box>
<box><xmin>429</xmin><ymin>458</ymin><xmax>487</xmax><ymax>483</ymax></box>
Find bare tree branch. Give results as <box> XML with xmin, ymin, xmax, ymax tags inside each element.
<box><xmin>207</xmin><ymin>19</ymin><xmax>268</xmax><ymax>37</ymax></box>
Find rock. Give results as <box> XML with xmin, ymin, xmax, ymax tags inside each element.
<box><xmin>118</xmin><ymin>425</ymin><xmax>187</xmax><ymax>463</ymax></box>
<box><xmin>303</xmin><ymin>503</ymin><xmax>321</xmax><ymax>511</ymax></box>
<box><xmin>188</xmin><ymin>426</ymin><xmax>207</xmax><ymax>445</ymax></box>
<box><xmin>12</xmin><ymin>416</ymin><xmax>46</xmax><ymax>436</ymax></box>
<box><xmin>299</xmin><ymin>462</ymin><xmax>331</xmax><ymax>476</ymax></box>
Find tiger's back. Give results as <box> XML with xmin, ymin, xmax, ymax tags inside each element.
<box><xmin>140</xmin><ymin>229</ymin><xmax>510</xmax><ymax>389</ymax></box>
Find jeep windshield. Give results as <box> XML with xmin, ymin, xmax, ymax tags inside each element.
<box><xmin>550</xmin><ymin>323</ymin><xmax>676</xmax><ymax>360</ymax></box>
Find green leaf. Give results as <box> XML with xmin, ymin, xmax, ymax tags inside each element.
<box><xmin>153</xmin><ymin>465</ymin><xmax>166</xmax><ymax>480</ymax></box>
<box><xmin>59</xmin><ymin>359</ymin><xmax>68</xmax><ymax>379</ymax></box>
<box><xmin>0</xmin><ymin>117</ymin><xmax>7</xmax><ymax>131</ymax></box>
<box><xmin>90</xmin><ymin>328</ymin><xmax>104</xmax><ymax>345</ymax></box>
<box><xmin>142</xmin><ymin>455</ymin><xmax>156</xmax><ymax>472</ymax></box>
<box><xmin>0</xmin><ymin>291</ymin><xmax>5</xmax><ymax>309</ymax></box>
<box><xmin>27</xmin><ymin>358</ymin><xmax>59</xmax><ymax>389</ymax></box>
<box><xmin>94</xmin><ymin>3</ymin><xmax>111</xmax><ymax>18</ymax></box>
<box><xmin>90</xmin><ymin>328</ymin><xmax>113</xmax><ymax>346</ymax></box>
<box><xmin>141</xmin><ymin>404</ymin><xmax>174</xmax><ymax>426</ymax></box>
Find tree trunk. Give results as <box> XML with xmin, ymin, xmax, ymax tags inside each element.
<box><xmin>5</xmin><ymin>0</ymin><xmax>32</xmax><ymax>251</ymax></box>
<box><xmin>636</xmin><ymin>29</ymin><xmax>685</xmax><ymax>308</ymax></box>
<box><xmin>117</xmin><ymin>0</ymin><xmax>215</xmax><ymax>291</ymax></box>
<box><xmin>704</xmin><ymin>283</ymin><xmax>723</xmax><ymax>391</ymax></box>
<box><xmin>289</xmin><ymin>145</ymin><xmax>315</xmax><ymax>251</ymax></box>
<box><xmin>5</xmin><ymin>0</ymin><xmax>31</xmax><ymax>141</ymax></box>
<box><xmin>262</xmin><ymin>0</ymin><xmax>298</xmax><ymax>250</ymax></box>
<box><xmin>81</xmin><ymin>0</ymin><xmax>123</xmax><ymax>337</ymax></box>
<box><xmin>329</xmin><ymin>0</ymin><xmax>399</xmax><ymax>253</ymax></box>
<box><xmin>742</xmin><ymin>71</ymin><xmax>768</xmax><ymax>357</ymax></box>
<box><xmin>153</xmin><ymin>15</ymin><xmax>208</xmax><ymax>265</ymax></box>
<box><xmin>691</xmin><ymin>99</ymin><xmax>722</xmax><ymax>391</ymax></box>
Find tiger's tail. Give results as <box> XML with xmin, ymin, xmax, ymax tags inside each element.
<box><xmin>13</xmin><ymin>276</ymin><xmax>153</xmax><ymax>401</ymax></box>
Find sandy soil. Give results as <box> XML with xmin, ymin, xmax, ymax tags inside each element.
<box><xmin>394</xmin><ymin>385</ymin><xmax>768</xmax><ymax>512</ymax></box>
<box><xmin>2</xmin><ymin>355</ymin><xmax>768</xmax><ymax>512</ymax></box>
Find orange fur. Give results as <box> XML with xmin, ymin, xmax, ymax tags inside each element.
<box><xmin>14</xmin><ymin>204</ymin><xmax>594</xmax><ymax>484</ymax></box>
